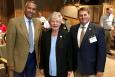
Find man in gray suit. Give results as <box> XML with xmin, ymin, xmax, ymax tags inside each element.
<box><xmin>6</xmin><ymin>1</ymin><xmax>42</xmax><ymax>77</ymax></box>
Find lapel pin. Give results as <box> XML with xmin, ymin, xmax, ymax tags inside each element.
<box><xmin>60</xmin><ymin>35</ymin><xmax>62</xmax><ymax>38</ymax></box>
<box><xmin>89</xmin><ymin>28</ymin><xmax>91</xmax><ymax>31</ymax></box>
<box><xmin>63</xmin><ymin>27</ymin><xmax>66</xmax><ymax>29</ymax></box>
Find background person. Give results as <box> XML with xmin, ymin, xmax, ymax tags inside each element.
<box><xmin>100</xmin><ymin>7</ymin><xmax>114</xmax><ymax>55</ymax></box>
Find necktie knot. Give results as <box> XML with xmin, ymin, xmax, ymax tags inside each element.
<box><xmin>28</xmin><ymin>20</ymin><xmax>31</xmax><ymax>25</ymax></box>
<box><xmin>81</xmin><ymin>26</ymin><xmax>85</xmax><ymax>29</ymax></box>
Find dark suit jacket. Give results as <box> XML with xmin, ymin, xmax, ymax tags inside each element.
<box><xmin>69</xmin><ymin>23</ymin><xmax>106</xmax><ymax>75</ymax></box>
<box><xmin>39</xmin><ymin>24</ymin><xmax>72</xmax><ymax>77</ymax></box>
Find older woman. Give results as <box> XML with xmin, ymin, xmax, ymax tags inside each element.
<box><xmin>39</xmin><ymin>12</ymin><xmax>72</xmax><ymax>77</ymax></box>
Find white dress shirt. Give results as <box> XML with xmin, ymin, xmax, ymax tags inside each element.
<box><xmin>24</xmin><ymin>16</ymin><xmax>35</xmax><ymax>46</ymax></box>
<box><xmin>77</xmin><ymin>22</ymin><xmax>89</xmax><ymax>47</ymax></box>
<box><xmin>100</xmin><ymin>14</ymin><xmax>114</xmax><ymax>29</ymax></box>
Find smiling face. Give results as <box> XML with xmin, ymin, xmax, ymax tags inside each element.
<box><xmin>49</xmin><ymin>17</ymin><xmax>61</xmax><ymax>31</ymax></box>
<box><xmin>24</xmin><ymin>2</ymin><xmax>37</xmax><ymax>19</ymax></box>
<box><xmin>48</xmin><ymin>12</ymin><xmax>62</xmax><ymax>31</ymax></box>
<box><xmin>78</xmin><ymin>10</ymin><xmax>90</xmax><ymax>25</ymax></box>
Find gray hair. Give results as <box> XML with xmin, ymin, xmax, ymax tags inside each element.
<box><xmin>48</xmin><ymin>11</ymin><xmax>63</xmax><ymax>23</ymax></box>
<box><xmin>25</xmin><ymin>0</ymin><xmax>37</xmax><ymax>8</ymax></box>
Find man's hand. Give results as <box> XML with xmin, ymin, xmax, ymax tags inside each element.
<box><xmin>8</xmin><ymin>66</ymin><xmax>14</xmax><ymax>77</ymax></box>
<box><xmin>96</xmin><ymin>72</ymin><xmax>103</xmax><ymax>77</ymax></box>
<box><xmin>111</xmin><ymin>26</ymin><xmax>114</xmax><ymax>30</ymax></box>
<box><xmin>8</xmin><ymin>66</ymin><xmax>14</xmax><ymax>71</ymax></box>
<box><xmin>67</xmin><ymin>71</ymin><xmax>74</xmax><ymax>77</ymax></box>
<box><xmin>39</xmin><ymin>69</ymin><xmax>44</xmax><ymax>77</ymax></box>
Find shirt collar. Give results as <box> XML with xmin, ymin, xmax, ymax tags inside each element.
<box><xmin>24</xmin><ymin>15</ymin><xmax>32</xmax><ymax>22</ymax></box>
<box><xmin>80</xmin><ymin>21</ymin><xmax>90</xmax><ymax>29</ymax></box>
<box><xmin>106</xmin><ymin>14</ymin><xmax>113</xmax><ymax>17</ymax></box>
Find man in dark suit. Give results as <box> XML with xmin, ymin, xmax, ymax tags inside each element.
<box><xmin>6</xmin><ymin>1</ymin><xmax>42</xmax><ymax>77</ymax></box>
<box><xmin>69</xmin><ymin>7</ymin><xmax>106</xmax><ymax>77</ymax></box>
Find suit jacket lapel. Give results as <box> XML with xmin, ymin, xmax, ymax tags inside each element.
<box><xmin>81</xmin><ymin>23</ymin><xmax>92</xmax><ymax>46</ymax></box>
<box><xmin>19</xmin><ymin>17</ymin><xmax>42</xmax><ymax>45</ymax></box>
<box><xmin>46</xmin><ymin>30</ymin><xmax>52</xmax><ymax>56</ymax></box>
<box><xmin>20</xmin><ymin>17</ymin><xmax>29</xmax><ymax>42</ymax></box>
<box><xmin>56</xmin><ymin>26</ymin><xmax>63</xmax><ymax>50</ymax></box>
<box><xmin>76</xmin><ymin>25</ymin><xmax>80</xmax><ymax>48</ymax></box>
<box><xmin>31</xmin><ymin>18</ymin><xmax>41</xmax><ymax>44</ymax></box>
<box><xmin>33</xmin><ymin>19</ymin><xmax>38</xmax><ymax>43</ymax></box>
<box><xmin>47</xmin><ymin>27</ymin><xmax>62</xmax><ymax>56</ymax></box>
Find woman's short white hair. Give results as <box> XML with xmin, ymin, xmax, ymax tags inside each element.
<box><xmin>48</xmin><ymin>11</ymin><xmax>63</xmax><ymax>22</ymax></box>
